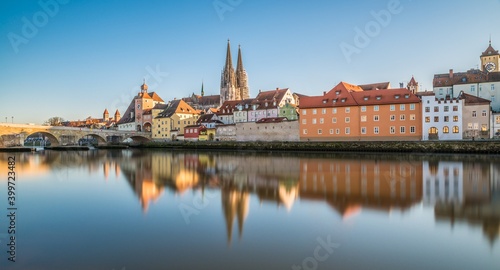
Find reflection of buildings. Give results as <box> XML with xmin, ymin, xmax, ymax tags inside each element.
<box><xmin>221</xmin><ymin>189</ymin><xmax>249</xmax><ymax>245</ymax></box>
<box><xmin>120</xmin><ymin>153</ymin><xmax>164</xmax><ymax>212</ymax></box>
<box><xmin>299</xmin><ymin>156</ymin><xmax>423</xmax><ymax>218</ymax></box>
<box><xmin>423</xmin><ymin>161</ymin><xmax>463</xmax><ymax>205</ymax></box>
<box><xmin>433</xmin><ymin>160</ymin><xmax>500</xmax><ymax>245</ymax></box>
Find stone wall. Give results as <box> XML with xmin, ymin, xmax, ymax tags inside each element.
<box><xmin>235</xmin><ymin>120</ymin><xmax>299</xmax><ymax>142</ymax></box>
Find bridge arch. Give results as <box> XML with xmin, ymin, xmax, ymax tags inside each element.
<box><xmin>124</xmin><ymin>135</ymin><xmax>151</xmax><ymax>143</ymax></box>
<box><xmin>24</xmin><ymin>131</ymin><xmax>60</xmax><ymax>146</ymax></box>
<box><xmin>82</xmin><ymin>134</ymin><xmax>107</xmax><ymax>144</ymax></box>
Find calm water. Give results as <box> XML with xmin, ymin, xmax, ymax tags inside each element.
<box><xmin>0</xmin><ymin>149</ymin><xmax>499</xmax><ymax>270</ymax></box>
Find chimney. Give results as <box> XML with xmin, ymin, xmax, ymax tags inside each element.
<box><xmin>323</xmin><ymin>91</ymin><xmax>327</xmax><ymax>96</ymax></box>
<box><xmin>449</xmin><ymin>69</ymin><xmax>453</xmax><ymax>79</ymax></box>
<box><xmin>276</xmin><ymin>87</ymin><xmax>279</xmax><ymax>91</ymax></box>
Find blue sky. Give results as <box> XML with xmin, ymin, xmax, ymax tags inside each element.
<box><xmin>1</xmin><ymin>0</ymin><xmax>500</xmax><ymax>124</ymax></box>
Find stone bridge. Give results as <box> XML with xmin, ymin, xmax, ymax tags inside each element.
<box><xmin>0</xmin><ymin>123</ymin><xmax>151</xmax><ymax>147</ymax></box>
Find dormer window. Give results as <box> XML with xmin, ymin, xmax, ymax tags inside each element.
<box><xmin>341</xmin><ymin>98</ymin><xmax>346</xmax><ymax>103</ymax></box>
<box><xmin>335</xmin><ymin>91</ymin><xmax>340</xmax><ymax>95</ymax></box>
<box><xmin>333</xmin><ymin>99</ymin><xmax>337</xmax><ymax>103</ymax></box>
<box><xmin>395</xmin><ymin>95</ymin><xmax>400</xmax><ymax>99</ymax></box>
<box><xmin>363</xmin><ymin>97</ymin><xmax>369</xmax><ymax>101</ymax></box>
<box><xmin>404</xmin><ymin>94</ymin><xmax>410</xmax><ymax>98</ymax></box>
<box><xmin>323</xmin><ymin>99</ymin><xmax>327</xmax><ymax>104</ymax></box>
<box><xmin>376</xmin><ymin>96</ymin><xmax>381</xmax><ymax>100</ymax></box>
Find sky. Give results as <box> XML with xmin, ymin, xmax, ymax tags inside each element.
<box><xmin>1</xmin><ymin>0</ymin><xmax>500</xmax><ymax>124</ymax></box>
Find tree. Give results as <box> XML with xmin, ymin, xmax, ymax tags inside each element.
<box><xmin>44</xmin><ymin>116</ymin><xmax>65</xmax><ymax>126</ymax></box>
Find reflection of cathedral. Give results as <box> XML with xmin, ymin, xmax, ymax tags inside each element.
<box><xmin>221</xmin><ymin>189</ymin><xmax>249</xmax><ymax>245</ymax></box>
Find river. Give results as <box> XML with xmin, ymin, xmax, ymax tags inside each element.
<box><xmin>0</xmin><ymin>150</ymin><xmax>498</xmax><ymax>270</ymax></box>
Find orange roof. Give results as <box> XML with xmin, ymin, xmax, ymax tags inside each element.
<box><xmin>103</xmin><ymin>109</ymin><xmax>109</xmax><ymax>114</ymax></box>
<box><xmin>351</xmin><ymin>88</ymin><xmax>420</xmax><ymax>105</ymax></box>
<box><xmin>359</xmin><ymin>82</ymin><xmax>390</xmax><ymax>90</ymax></box>
<box><xmin>299</xmin><ymin>81</ymin><xmax>361</xmax><ymax>109</ymax></box>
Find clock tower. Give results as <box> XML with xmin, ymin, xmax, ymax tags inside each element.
<box><xmin>480</xmin><ymin>39</ymin><xmax>500</xmax><ymax>72</ymax></box>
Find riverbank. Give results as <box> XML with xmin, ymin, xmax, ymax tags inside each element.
<box><xmin>137</xmin><ymin>140</ymin><xmax>500</xmax><ymax>154</ymax></box>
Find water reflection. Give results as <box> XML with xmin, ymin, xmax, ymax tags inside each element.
<box><xmin>1</xmin><ymin>150</ymin><xmax>499</xmax><ymax>247</ymax></box>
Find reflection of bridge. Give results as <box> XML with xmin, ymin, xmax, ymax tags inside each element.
<box><xmin>0</xmin><ymin>123</ymin><xmax>151</xmax><ymax>146</ymax></box>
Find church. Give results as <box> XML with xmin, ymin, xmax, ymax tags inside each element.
<box><xmin>220</xmin><ymin>40</ymin><xmax>250</xmax><ymax>106</ymax></box>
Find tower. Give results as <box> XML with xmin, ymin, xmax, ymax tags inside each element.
<box><xmin>220</xmin><ymin>40</ymin><xmax>236</xmax><ymax>105</ymax></box>
<box><xmin>220</xmin><ymin>40</ymin><xmax>249</xmax><ymax>105</ymax></box>
<box><xmin>407</xmin><ymin>76</ymin><xmax>419</xmax><ymax>94</ymax></box>
<box><xmin>480</xmin><ymin>38</ymin><xmax>500</xmax><ymax>73</ymax></box>
<box><xmin>236</xmin><ymin>45</ymin><xmax>249</xmax><ymax>100</ymax></box>
<box><xmin>103</xmin><ymin>109</ymin><xmax>109</xmax><ymax>121</ymax></box>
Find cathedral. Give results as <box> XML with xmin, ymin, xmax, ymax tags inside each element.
<box><xmin>220</xmin><ymin>40</ymin><xmax>249</xmax><ymax>105</ymax></box>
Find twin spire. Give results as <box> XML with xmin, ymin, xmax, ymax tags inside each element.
<box><xmin>220</xmin><ymin>39</ymin><xmax>249</xmax><ymax>105</ymax></box>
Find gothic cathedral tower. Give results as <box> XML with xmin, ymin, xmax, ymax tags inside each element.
<box><xmin>220</xmin><ymin>40</ymin><xmax>249</xmax><ymax>105</ymax></box>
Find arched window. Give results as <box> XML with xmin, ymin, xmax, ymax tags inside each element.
<box><xmin>443</xmin><ymin>126</ymin><xmax>449</xmax><ymax>133</ymax></box>
<box><xmin>429</xmin><ymin>127</ymin><xmax>438</xmax><ymax>134</ymax></box>
<box><xmin>453</xmin><ymin>126</ymin><xmax>459</xmax><ymax>133</ymax></box>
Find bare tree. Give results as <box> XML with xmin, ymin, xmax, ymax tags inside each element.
<box><xmin>44</xmin><ymin>116</ymin><xmax>65</xmax><ymax>126</ymax></box>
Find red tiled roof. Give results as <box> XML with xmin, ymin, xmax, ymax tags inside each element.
<box><xmin>255</xmin><ymin>88</ymin><xmax>289</xmax><ymax>102</ymax></box>
<box><xmin>299</xmin><ymin>82</ymin><xmax>361</xmax><ymax>109</ymax></box>
<box><xmin>351</xmin><ymin>88</ymin><xmax>420</xmax><ymax>105</ymax></box>
<box><xmin>482</xmin><ymin>44</ymin><xmax>499</xmax><ymax>56</ymax></box>
<box><xmin>459</xmin><ymin>92</ymin><xmax>491</xmax><ymax>105</ymax></box>
<box><xmin>408</xmin><ymin>76</ymin><xmax>418</xmax><ymax>86</ymax></box>
<box><xmin>433</xmin><ymin>69</ymin><xmax>497</xmax><ymax>87</ymax></box>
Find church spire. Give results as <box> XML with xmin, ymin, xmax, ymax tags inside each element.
<box><xmin>236</xmin><ymin>45</ymin><xmax>243</xmax><ymax>73</ymax></box>
<box><xmin>201</xmin><ymin>81</ymin><xmax>204</xmax><ymax>97</ymax></box>
<box><xmin>225</xmin><ymin>39</ymin><xmax>233</xmax><ymax>71</ymax></box>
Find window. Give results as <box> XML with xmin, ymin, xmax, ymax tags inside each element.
<box><xmin>434</xmin><ymin>116</ymin><xmax>439</xmax><ymax>122</ymax></box>
<box><xmin>453</xmin><ymin>126</ymin><xmax>459</xmax><ymax>133</ymax></box>
<box><xmin>453</xmin><ymin>106</ymin><xmax>458</xmax><ymax>111</ymax></box>
<box><xmin>361</xmin><ymin>127</ymin><xmax>366</xmax><ymax>134</ymax></box>
<box><xmin>345</xmin><ymin>107</ymin><xmax>350</xmax><ymax>113</ymax></box>
<box><xmin>472</xmin><ymin>111</ymin><xmax>477</xmax><ymax>117</ymax></box>
<box><xmin>410</xmin><ymin>104</ymin><xmax>415</xmax><ymax>110</ymax></box>
<box><xmin>322</xmin><ymin>108</ymin><xmax>326</xmax><ymax>114</ymax></box>
<box><xmin>410</xmin><ymin>126</ymin><xmax>416</xmax><ymax>133</ymax></box>
<box><xmin>444</xmin><ymin>116</ymin><xmax>449</xmax><ymax>122</ymax></box>
<box><xmin>482</xmin><ymin>110</ymin><xmax>487</xmax><ymax>117</ymax></box>
<box><xmin>374</xmin><ymin>115</ymin><xmax>379</xmax><ymax>121</ymax></box>
<box><xmin>471</xmin><ymin>85</ymin><xmax>475</xmax><ymax>92</ymax></box>
<box><xmin>400</xmin><ymin>104</ymin><xmax>405</xmax><ymax>111</ymax></box>
<box><xmin>332</xmin><ymin>108</ymin><xmax>337</xmax><ymax>114</ymax></box>
<box><xmin>336</xmin><ymin>128</ymin><xmax>340</xmax><ymax>134</ymax></box>
<box><xmin>332</xmin><ymin>117</ymin><xmax>337</xmax><ymax>123</ymax></box>
<box><xmin>313</xmin><ymin>109</ymin><xmax>317</xmax><ymax>115</ymax></box>
<box><xmin>496</xmin><ymin>116</ymin><xmax>500</xmax><ymax>124</ymax></box>
<box><xmin>361</xmin><ymin>115</ymin><xmax>367</xmax><ymax>122</ymax></box>
<box><xmin>425</xmin><ymin>117</ymin><xmax>430</xmax><ymax>123</ymax></box>
<box><xmin>318</xmin><ymin>129</ymin><xmax>322</xmax><ymax>134</ymax></box>
<box><xmin>443</xmin><ymin>126</ymin><xmax>449</xmax><ymax>133</ymax></box>
<box><xmin>468</xmin><ymin>123</ymin><xmax>473</xmax><ymax>129</ymax></box>
<box><xmin>390</xmin><ymin>126</ymin><xmax>395</xmax><ymax>134</ymax></box>
<box><xmin>400</xmin><ymin>126</ymin><xmax>405</xmax><ymax>133</ymax></box>
<box><xmin>374</xmin><ymin>105</ymin><xmax>379</xmax><ymax>111</ymax></box>
<box><xmin>400</xmin><ymin>114</ymin><xmax>405</xmax><ymax>121</ymax></box>
<box><xmin>345</xmin><ymin>127</ymin><xmax>350</xmax><ymax>134</ymax></box>
<box><xmin>361</xmin><ymin>106</ymin><xmax>366</xmax><ymax>112</ymax></box>
<box><xmin>429</xmin><ymin>127</ymin><xmax>438</xmax><ymax>134</ymax></box>
<box><xmin>481</xmin><ymin>124</ymin><xmax>488</xmax><ymax>131</ymax></box>
<box><xmin>302</xmin><ymin>119</ymin><xmax>307</xmax><ymax>124</ymax></box>
<box><xmin>492</xmin><ymin>84</ymin><xmax>495</xmax><ymax>91</ymax></box>
<box><xmin>453</xmin><ymin>116</ymin><xmax>458</xmax><ymax>122</ymax></box>
<box><xmin>390</xmin><ymin>105</ymin><xmax>395</xmax><ymax>111</ymax></box>
<box><xmin>444</xmin><ymin>106</ymin><xmax>449</xmax><ymax>112</ymax></box>
<box><xmin>312</xmin><ymin>119</ymin><xmax>317</xmax><ymax>124</ymax></box>
<box><xmin>434</xmin><ymin>106</ymin><xmax>439</xmax><ymax>112</ymax></box>
<box><xmin>345</xmin><ymin>117</ymin><xmax>350</xmax><ymax>123</ymax></box>
<box><xmin>320</xmin><ymin>118</ymin><xmax>324</xmax><ymax>124</ymax></box>
<box><xmin>329</xmin><ymin>129</ymin><xmax>334</xmax><ymax>134</ymax></box>
<box><xmin>302</xmin><ymin>110</ymin><xmax>307</xmax><ymax>115</ymax></box>
<box><xmin>410</xmin><ymin>114</ymin><xmax>416</xmax><ymax>120</ymax></box>
<box><xmin>374</xmin><ymin>127</ymin><xmax>379</xmax><ymax>134</ymax></box>
<box><xmin>390</xmin><ymin>115</ymin><xmax>396</xmax><ymax>121</ymax></box>
<box><xmin>492</xmin><ymin>95</ymin><xmax>496</xmax><ymax>102</ymax></box>
<box><xmin>303</xmin><ymin>129</ymin><xmax>308</xmax><ymax>134</ymax></box>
